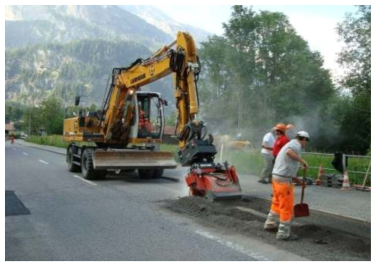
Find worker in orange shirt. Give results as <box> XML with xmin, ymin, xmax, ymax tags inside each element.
<box><xmin>272</xmin><ymin>123</ymin><xmax>289</xmax><ymax>162</ymax></box>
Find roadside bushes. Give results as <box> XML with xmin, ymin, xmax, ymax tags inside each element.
<box><xmin>25</xmin><ymin>135</ymin><xmax>68</xmax><ymax>148</ymax></box>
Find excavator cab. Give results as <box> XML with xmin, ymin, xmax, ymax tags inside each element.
<box><xmin>135</xmin><ymin>92</ymin><xmax>164</xmax><ymax>140</ymax></box>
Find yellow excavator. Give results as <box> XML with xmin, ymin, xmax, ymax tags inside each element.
<box><xmin>63</xmin><ymin>32</ymin><xmax>243</xmax><ymax>200</ymax></box>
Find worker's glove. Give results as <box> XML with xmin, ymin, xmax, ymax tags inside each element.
<box><xmin>301</xmin><ymin>160</ymin><xmax>308</xmax><ymax>170</ymax></box>
<box><xmin>292</xmin><ymin>177</ymin><xmax>306</xmax><ymax>188</ymax></box>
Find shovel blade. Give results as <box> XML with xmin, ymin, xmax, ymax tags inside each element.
<box><xmin>294</xmin><ymin>203</ymin><xmax>310</xmax><ymax>217</ymax></box>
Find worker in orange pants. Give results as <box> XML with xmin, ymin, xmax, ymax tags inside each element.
<box><xmin>264</xmin><ymin>131</ymin><xmax>310</xmax><ymax>241</ymax></box>
<box><xmin>270</xmin><ymin>181</ymin><xmax>294</xmax><ymax>223</ymax></box>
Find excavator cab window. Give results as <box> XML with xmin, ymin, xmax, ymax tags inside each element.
<box><xmin>137</xmin><ymin>94</ymin><xmax>163</xmax><ymax>139</ymax></box>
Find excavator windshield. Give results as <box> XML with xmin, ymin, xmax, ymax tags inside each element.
<box><xmin>136</xmin><ymin>93</ymin><xmax>163</xmax><ymax>139</ymax></box>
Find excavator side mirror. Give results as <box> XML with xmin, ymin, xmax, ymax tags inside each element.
<box><xmin>161</xmin><ymin>99</ymin><xmax>168</xmax><ymax>106</ymax></box>
<box><xmin>75</xmin><ymin>96</ymin><xmax>81</xmax><ymax>106</ymax></box>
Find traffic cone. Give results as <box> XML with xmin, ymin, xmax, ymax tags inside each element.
<box><xmin>315</xmin><ymin>165</ymin><xmax>324</xmax><ymax>186</ymax></box>
<box><xmin>341</xmin><ymin>171</ymin><xmax>352</xmax><ymax>190</ymax></box>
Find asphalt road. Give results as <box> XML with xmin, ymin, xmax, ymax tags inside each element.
<box><xmin>5</xmin><ymin>143</ymin><xmax>307</xmax><ymax>261</ymax></box>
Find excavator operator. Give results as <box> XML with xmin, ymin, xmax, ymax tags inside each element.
<box><xmin>138</xmin><ymin>102</ymin><xmax>152</xmax><ymax>137</ymax></box>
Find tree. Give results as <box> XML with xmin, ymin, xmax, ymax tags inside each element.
<box><xmin>22</xmin><ymin>106</ymin><xmax>43</xmax><ymax>135</ymax></box>
<box><xmin>336</xmin><ymin>5</ymin><xmax>371</xmax><ymax>153</ymax></box>
<box><xmin>5</xmin><ymin>101</ymin><xmax>25</xmax><ymax>123</ymax></box>
<box><xmin>338</xmin><ymin>6</ymin><xmax>371</xmax><ymax>96</ymax></box>
<box><xmin>40</xmin><ymin>96</ymin><xmax>64</xmax><ymax>134</ymax></box>
<box><xmin>199</xmin><ymin>6</ymin><xmax>335</xmax><ymax>146</ymax></box>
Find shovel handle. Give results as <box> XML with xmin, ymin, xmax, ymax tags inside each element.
<box><xmin>300</xmin><ymin>168</ymin><xmax>306</xmax><ymax>204</ymax></box>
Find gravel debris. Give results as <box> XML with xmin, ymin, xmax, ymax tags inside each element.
<box><xmin>162</xmin><ymin>196</ymin><xmax>371</xmax><ymax>261</ymax></box>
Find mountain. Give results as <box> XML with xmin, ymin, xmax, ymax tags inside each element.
<box><xmin>5</xmin><ymin>40</ymin><xmax>151</xmax><ymax>103</ymax></box>
<box><xmin>5</xmin><ymin>5</ymin><xmax>172</xmax><ymax>49</ymax></box>
<box><xmin>119</xmin><ymin>5</ymin><xmax>212</xmax><ymax>45</ymax></box>
<box><xmin>5</xmin><ymin>5</ymin><xmax>207</xmax><ymax>111</ymax></box>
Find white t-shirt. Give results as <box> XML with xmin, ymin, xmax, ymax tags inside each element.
<box><xmin>272</xmin><ymin>139</ymin><xmax>302</xmax><ymax>178</ymax></box>
<box><xmin>261</xmin><ymin>132</ymin><xmax>275</xmax><ymax>154</ymax></box>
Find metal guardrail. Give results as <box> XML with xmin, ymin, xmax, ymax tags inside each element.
<box><xmin>300</xmin><ymin>152</ymin><xmax>371</xmax><ymax>186</ymax></box>
<box><xmin>303</xmin><ymin>152</ymin><xmax>334</xmax><ymax>156</ymax></box>
<box><xmin>347</xmin><ymin>154</ymin><xmax>371</xmax><ymax>159</ymax></box>
<box><xmin>302</xmin><ymin>152</ymin><xmax>371</xmax><ymax>159</ymax></box>
<box><xmin>306</xmin><ymin>166</ymin><xmax>370</xmax><ymax>175</ymax></box>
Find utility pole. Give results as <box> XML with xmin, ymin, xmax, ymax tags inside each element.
<box><xmin>29</xmin><ymin>106</ymin><xmax>32</xmax><ymax>136</ymax></box>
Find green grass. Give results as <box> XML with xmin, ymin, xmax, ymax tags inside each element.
<box><xmin>302</xmin><ymin>153</ymin><xmax>371</xmax><ymax>186</ymax></box>
<box><xmin>25</xmin><ymin>135</ymin><xmax>96</xmax><ymax>148</ymax></box>
<box><xmin>221</xmin><ymin>150</ymin><xmax>263</xmax><ymax>176</ymax></box>
<box><xmin>160</xmin><ymin>144</ymin><xmax>264</xmax><ymax>175</ymax></box>
<box><xmin>25</xmin><ymin>135</ymin><xmax>70</xmax><ymax>148</ymax></box>
<box><xmin>160</xmin><ymin>143</ymin><xmax>180</xmax><ymax>153</ymax></box>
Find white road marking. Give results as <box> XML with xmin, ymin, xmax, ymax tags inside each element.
<box><xmin>12</xmin><ymin>148</ymin><xmax>17</xmax><ymax>151</ymax></box>
<box><xmin>23</xmin><ymin>152</ymin><xmax>29</xmax><ymax>156</ymax></box>
<box><xmin>38</xmin><ymin>159</ymin><xmax>49</xmax><ymax>165</ymax></box>
<box><xmin>73</xmin><ymin>175</ymin><xmax>97</xmax><ymax>186</ymax></box>
<box><xmin>195</xmin><ymin>230</ymin><xmax>269</xmax><ymax>261</ymax></box>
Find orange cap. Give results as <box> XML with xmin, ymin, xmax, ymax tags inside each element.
<box><xmin>274</xmin><ymin>123</ymin><xmax>286</xmax><ymax>133</ymax></box>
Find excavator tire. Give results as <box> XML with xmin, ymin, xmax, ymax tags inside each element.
<box><xmin>81</xmin><ymin>149</ymin><xmax>106</xmax><ymax>180</ymax></box>
<box><xmin>138</xmin><ymin>169</ymin><xmax>154</xmax><ymax>179</ymax></box>
<box><xmin>67</xmin><ymin>146</ymin><xmax>80</xmax><ymax>172</ymax></box>
<box><xmin>122</xmin><ymin>169</ymin><xmax>136</xmax><ymax>173</ymax></box>
<box><xmin>153</xmin><ymin>168</ymin><xmax>164</xmax><ymax>178</ymax></box>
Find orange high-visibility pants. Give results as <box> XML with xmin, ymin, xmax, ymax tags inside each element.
<box><xmin>270</xmin><ymin>179</ymin><xmax>294</xmax><ymax>223</ymax></box>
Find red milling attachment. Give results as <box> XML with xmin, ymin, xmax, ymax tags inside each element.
<box><xmin>185</xmin><ymin>163</ymin><xmax>243</xmax><ymax>200</ymax></box>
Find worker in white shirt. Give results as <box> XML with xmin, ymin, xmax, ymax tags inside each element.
<box><xmin>259</xmin><ymin>127</ymin><xmax>275</xmax><ymax>184</ymax></box>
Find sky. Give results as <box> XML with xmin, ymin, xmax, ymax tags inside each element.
<box><xmin>156</xmin><ymin>5</ymin><xmax>358</xmax><ymax>82</ymax></box>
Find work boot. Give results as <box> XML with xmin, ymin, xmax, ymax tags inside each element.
<box><xmin>264</xmin><ymin>211</ymin><xmax>279</xmax><ymax>230</ymax></box>
<box><xmin>276</xmin><ymin>222</ymin><xmax>298</xmax><ymax>241</ymax></box>
<box><xmin>264</xmin><ymin>220</ymin><xmax>278</xmax><ymax>231</ymax></box>
<box><xmin>258</xmin><ymin>178</ymin><xmax>268</xmax><ymax>184</ymax></box>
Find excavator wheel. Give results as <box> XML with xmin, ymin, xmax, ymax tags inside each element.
<box><xmin>138</xmin><ymin>169</ymin><xmax>154</xmax><ymax>179</ymax></box>
<box><xmin>153</xmin><ymin>168</ymin><xmax>164</xmax><ymax>178</ymax></box>
<box><xmin>122</xmin><ymin>169</ymin><xmax>136</xmax><ymax>173</ymax></box>
<box><xmin>67</xmin><ymin>146</ymin><xmax>80</xmax><ymax>173</ymax></box>
<box><xmin>81</xmin><ymin>149</ymin><xmax>107</xmax><ymax>180</ymax></box>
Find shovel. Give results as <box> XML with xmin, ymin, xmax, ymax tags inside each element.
<box><xmin>294</xmin><ymin>168</ymin><xmax>310</xmax><ymax>217</ymax></box>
